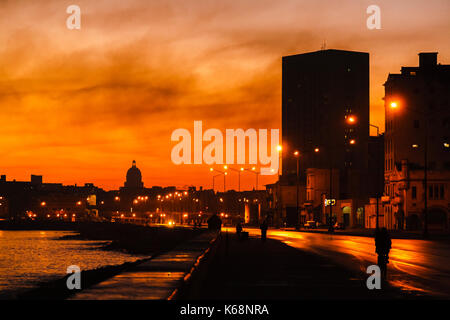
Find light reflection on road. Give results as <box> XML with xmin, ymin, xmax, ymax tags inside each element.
<box><xmin>223</xmin><ymin>227</ymin><xmax>450</xmax><ymax>297</ymax></box>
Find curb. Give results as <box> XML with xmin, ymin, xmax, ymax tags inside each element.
<box><xmin>167</xmin><ymin>231</ymin><xmax>221</xmax><ymax>300</ymax></box>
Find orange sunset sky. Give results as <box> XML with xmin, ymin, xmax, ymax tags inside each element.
<box><xmin>0</xmin><ymin>0</ymin><xmax>449</xmax><ymax>191</ymax></box>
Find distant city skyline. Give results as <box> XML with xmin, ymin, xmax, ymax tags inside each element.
<box><xmin>1</xmin><ymin>0</ymin><xmax>449</xmax><ymax>190</ymax></box>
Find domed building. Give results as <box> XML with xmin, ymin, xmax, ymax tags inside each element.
<box><xmin>124</xmin><ymin>160</ymin><xmax>144</xmax><ymax>189</ymax></box>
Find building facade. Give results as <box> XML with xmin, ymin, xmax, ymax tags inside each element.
<box><xmin>281</xmin><ymin>49</ymin><xmax>369</xmax><ymax>201</ymax></box>
<box><xmin>384</xmin><ymin>52</ymin><xmax>450</xmax><ymax>231</ymax></box>
<box><xmin>280</xmin><ymin>49</ymin><xmax>370</xmax><ymax>227</ymax></box>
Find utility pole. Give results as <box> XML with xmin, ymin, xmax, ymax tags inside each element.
<box><xmin>370</xmin><ymin>124</ymin><xmax>380</xmax><ymax>230</ymax></box>
<box><xmin>296</xmin><ymin>154</ymin><xmax>299</xmax><ymax>228</ymax></box>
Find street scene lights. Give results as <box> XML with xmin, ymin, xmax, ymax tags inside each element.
<box><xmin>209</xmin><ymin>167</ymin><xmax>227</xmax><ymax>192</ymax></box>
<box><xmin>228</xmin><ymin>167</ymin><xmax>244</xmax><ymax>192</ymax></box>
<box><xmin>346</xmin><ymin>115</ymin><xmax>357</xmax><ymax>124</ymax></box>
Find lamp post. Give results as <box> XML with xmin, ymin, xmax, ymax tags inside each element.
<box><xmin>229</xmin><ymin>167</ymin><xmax>244</xmax><ymax>192</ymax></box>
<box><xmin>370</xmin><ymin>123</ymin><xmax>381</xmax><ymax>231</ymax></box>
<box><xmin>210</xmin><ymin>167</ymin><xmax>228</xmax><ymax>192</ymax></box>
<box><xmin>212</xmin><ymin>173</ymin><xmax>222</xmax><ymax>192</ymax></box>
<box><xmin>294</xmin><ymin>151</ymin><xmax>300</xmax><ymax>227</ymax></box>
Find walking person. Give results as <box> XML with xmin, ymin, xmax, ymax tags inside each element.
<box><xmin>260</xmin><ymin>219</ymin><xmax>268</xmax><ymax>242</ymax></box>
<box><xmin>375</xmin><ymin>227</ymin><xmax>392</xmax><ymax>280</ymax></box>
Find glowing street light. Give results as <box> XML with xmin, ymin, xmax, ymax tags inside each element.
<box><xmin>390</xmin><ymin>101</ymin><xmax>398</xmax><ymax>109</ymax></box>
<box><xmin>346</xmin><ymin>115</ymin><xmax>357</xmax><ymax>124</ymax></box>
<box><xmin>210</xmin><ymin>167</ymin><xmax>227</xmax><ymax>191</ymax></box>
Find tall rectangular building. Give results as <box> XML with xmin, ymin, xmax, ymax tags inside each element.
<box><xmin>281</xmin><ymin>49</ymin><xmax>369</xmax><ymax>199</ymax></box>
<box><xmin>384</xmin><ymin>52</ymin><xmax>450</xmax><ymax>230</ymax></box>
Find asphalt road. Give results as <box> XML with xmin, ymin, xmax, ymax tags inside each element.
<box><xmin>224</xmin><ymin>227</ymin><xmax>450</xmax><ymax>298</ymax></box>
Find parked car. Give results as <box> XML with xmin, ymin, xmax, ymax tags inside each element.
<box><xmin>304</xmin><ymin>221</ymin><xmax>317</xmax><ymax>229</ymax></box>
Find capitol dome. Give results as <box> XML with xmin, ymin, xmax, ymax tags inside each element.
<box><xmin>124</xmin><ymin>160</ymin><xmax>144</xmax><ymax>189</ymax></box>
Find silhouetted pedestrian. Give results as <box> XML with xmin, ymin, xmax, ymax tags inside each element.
<box><xmin>207</xmin><ymin>214</ymin><xmax>222</xmax><ymax>231</ymax></box>
<box><xmin>375</xmin><ymin>227</ymin><xmax>391</xmax><ymax>280</ymax></box>
<box><xmin>260</xmin><ymin>219</ymin><xmax>268</xmax><ymax>242</ymax></box>
<box><xmin>236</xmin><ymin>221</ymin><xmax>243</xmax><ymax>238</ymax></box>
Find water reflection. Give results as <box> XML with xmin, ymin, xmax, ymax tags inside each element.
<box><xmin>0</xmin><ymin>230</ymin><xmax>148</xmax><ymax>298</ymax></box>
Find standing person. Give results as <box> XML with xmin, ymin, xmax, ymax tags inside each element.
<box><xmin>236</xmin><ymin>220</ymin><xmax>243</xmax><ymax>238</ymax></box>
<box><xmin>375</xmin><ymin>227</ymin><xmax>392</xmax><ymax>280</ymax></box>
<box><xmin>207</xmin><ymin>214</ymin><xmax>222</xmax><ymax>231</ymax></box>
<box><xmin>260</xmin><ymin>219</ymin><xmax>268</xmax><ymax>242</ymax></box>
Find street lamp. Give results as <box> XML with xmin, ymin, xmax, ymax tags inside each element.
<box><xmin>228</xmin><ymin>167</ymin><xmax>244</xmax><ymax>192</ymax></box>
<box><xmin>313</xmin><ymin>146</ymin><xmax>334</xmax><ymax>232</ymax></box>
<box><xmin>294</xmin><ymin>151</ymin><xmax>300</xmax><ymax>227</ymax></box>
<box><xmin>346</xmin><ymin>115</ymin><xmax>357</xmax><ymax>124</ymax></box>
<box><xmin>370</xmin><ymin>123</ymin><xmax>381</xmax><ymax>231</ymax></box>
<box><xmin>212</xmin><ymin>173</ymin><xmax>222</xmax><ymax>192</ymax></box>
<box><xmin>210</xmin><ymin>167</ymin><xmax>227</xmax><ymax>192</ymax></box>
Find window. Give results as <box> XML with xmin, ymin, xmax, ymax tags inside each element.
<box><xmin>412</xmin><ymin>186</ymin><xmax>417</xmax><ymax>199</ymax></box>
<box><xmin>429</xmin><ymin>184</ymin><xmax>445</xmax><ymax>200</ymax></box>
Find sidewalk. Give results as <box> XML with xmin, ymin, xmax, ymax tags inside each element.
<box><xmin>70</xmin><ymin>231</ymin><xmax>218</xmax><ymax>300</ymax></box>
<box><xmin>182</xmin><ymin>232</ymin><xmax>418</xmax><ymax>300</ymax></box>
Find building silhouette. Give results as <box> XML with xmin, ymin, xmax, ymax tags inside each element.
<box><xmin>124</xmin><ymin>160</ymin><xmax>144</xmax><ymax>189</ymax></box>
<box><xmin>277</xmin><ymin>49</ymin><xmax>370</xmax><ymax>227</ymax></box>
<box><xmin>383</xmin><ymin>52</ymin><xmax>450</xmax><ymax>230</ymax></box>
<box><xmin>281</xmin><ymin>49</ymin><xmax>369</xmax><ymax>198</ymax></box>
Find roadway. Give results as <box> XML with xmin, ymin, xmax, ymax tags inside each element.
<box><xmin>224</xmin><ymin>227</ymin><xmax>450</xmax><ymax>298</ymax></box>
